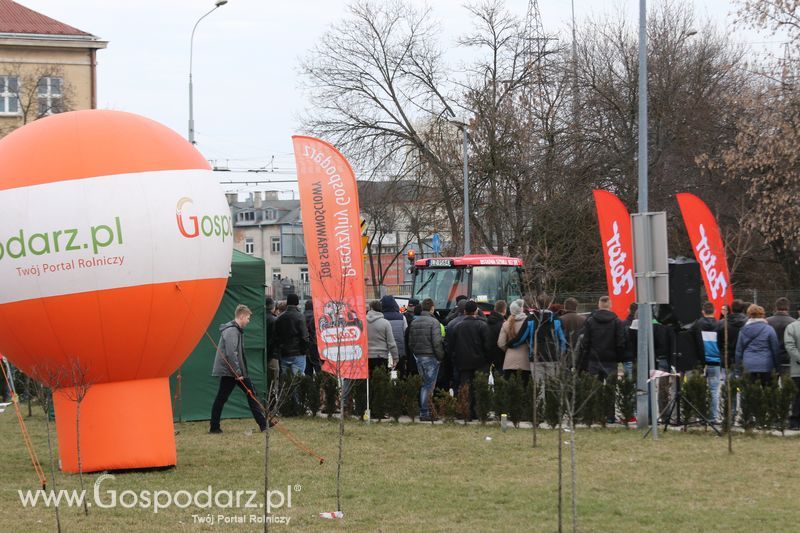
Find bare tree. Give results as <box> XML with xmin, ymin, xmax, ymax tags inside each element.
<box><xmin>301</xmin><ymin>0</ymin><xmax>465</xmax><ymax>246</ymax></box>
<box><xmin>60</xmin><ymin>356</ymin><xmax>92</xmax><ymax>516</ymax></box>
<box><xmin>263</xmin><ymin>374</ymin><xmax>302</xmax><ymax>533</ymax></box>
<box><xmin>29</xmin><ymin>365</ymin><xmax>66</xmax><ymax>533</ymax></box>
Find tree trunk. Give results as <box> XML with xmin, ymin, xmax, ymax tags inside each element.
<box><xmin>76</xmin><ymin>401</ymin><xmax>88</xmax><ymax>516</ymax></box>
<box><xmin>336</xmin><ymin>378</ymin><xmax>345</xmax><ymax>513</ymax></box>
<box><xmin>264</xmin><ymin>418</ymin><xmax>270</xmax><ymax>533</ymax></box>
<box><xmin>45</xmin><ymin>396</ymin><xmax>62</xmax><ymax>532</ymax></box>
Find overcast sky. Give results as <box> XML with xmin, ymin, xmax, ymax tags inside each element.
<box><xmin>16</xmin><ymin>0</ymin><xmax>781</xmax><ymax>197</ymax></box>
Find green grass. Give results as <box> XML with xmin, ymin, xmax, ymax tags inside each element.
<box><xmin>1</xmin><ymin>408</ymin><xmax>799</xmax><ymax>532</ymax></box>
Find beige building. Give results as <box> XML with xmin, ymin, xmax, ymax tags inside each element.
<box><xmin>0</xmin><ymin>0</ymin><xmax>106</xmax><ymax>136</ymax></box>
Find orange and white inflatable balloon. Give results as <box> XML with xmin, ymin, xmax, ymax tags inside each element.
<box><xmin>0</xmin><ymin>110</ymin><xmax>232</xmax><ymax>472</ymax></box>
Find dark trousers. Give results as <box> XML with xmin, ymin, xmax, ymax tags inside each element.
<box><xmin>791</xmin><ymin>377</ymin><xmax>800</xmax><ymax>426</ymax></box>
<box><xmin>210</xmin><ymin>376</ymin><xmax>266</xmax><ymax>431</ymax></box>
<box><xmin>503</xmin><ymin>369</ymin><xmax>531</xmax><ymax>388</ymax></box>
<box><xmin>747</xmin><ymin>372</ymin><xmax>772</xmax><ymax>387</ymax></box>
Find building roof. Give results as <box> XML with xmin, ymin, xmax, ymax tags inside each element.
<box><xmin>0</xmin><ymin>0</ymin><xmax>92</xmax><ymax>37</ymax></box>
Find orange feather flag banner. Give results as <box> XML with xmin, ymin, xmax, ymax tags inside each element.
<box><xmin>593</xmin><ymin>190</ymin><xmax>636</xmax><ymax>319</ymax></box>
<box><xmin>292</xmin><ymin>136</ymin><xmax>368</xmax><ymax>380</ymax></box>
<box><xmin>676</xmin><ymin>193</ymin><xmax>733</xmax><ymax>315</ymax></box>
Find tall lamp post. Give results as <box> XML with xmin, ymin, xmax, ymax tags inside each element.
<box><xmin>447</xmin><ymin>117</ymin><xmax>471</xmax><ymax>255</ymax></box>
<box><xmin>188</xmin><ymin>0</ymin><xmax>228</xmax><ymax>145</ymax></box>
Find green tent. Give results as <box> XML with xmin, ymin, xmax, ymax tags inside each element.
<box><xmin>169</xmin><ymin>250</ymin><xmax>267</xmax><ymax>422</ymax></box>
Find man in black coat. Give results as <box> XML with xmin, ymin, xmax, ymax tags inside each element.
<box><xmin>274</xmin><ymin>293</ymin><xmax>310</xmax><ymax>376</ymax></box>
<box><xmin>448</xmin><ymin>301</ymin><xmax>492</xmax><ymax>419</ymax></box>
<box><xmin>767</xmin><ymin>297</ymin><xmax>794</xmax><ymax>375</ymax></box>
<box><xmin>580</xmin><ymin>296</ymin><xmax>626</xmax><ymax>379</ymax></box>
<box><xmin>716</xmin><ymin>299</ymin><xmax>748</xmax><ymax>372</ymax></box>
<box><xmin>265</xmin><ymin>297</ymin><xmax>279</xmax><ymax>388</ymax></box>
<box><xmin>304</xmin><ymin>298</ymin><xmax>321</xmax><ymax>376</ymax></box>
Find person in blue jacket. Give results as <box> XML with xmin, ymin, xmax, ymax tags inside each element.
<box><xmin>735</xmin><ymin>304</ymin><xmax>780</xmax><ymax>386</ymax></box>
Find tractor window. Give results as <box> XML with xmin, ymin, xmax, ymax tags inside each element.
<box><xmin>411</xmin><ymin>268</ymin><xmax>465</xmax><ymax>311</ymax></box>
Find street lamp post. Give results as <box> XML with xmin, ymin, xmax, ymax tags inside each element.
<box><xmin>447</xmin><ymin>118</ymin><xmax>470</xmax><ymax>255</ymax></box>
<box><xmin>188</xmin><ymin>0</ymin><xmax>228</xmax><ymax>145</ymax></box>
<box><xmin>461</xmin><ymin>123</ymin><xmax>470</xmax><ymax>255</ymax></box>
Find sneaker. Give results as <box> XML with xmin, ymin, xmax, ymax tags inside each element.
<box><xmin>209</xmin><ymin>428</ymin><xmax>223</xmax><ymax>434</ymax></box>
<box><xmin>628</xmin><ymin>416</ymin><xmax>637</xmax><ymax>424</ymax></box>
<box><xmin>419</xmin><ymin>415</ymin><xmax>437</xmax><ymax>422</ymax></box>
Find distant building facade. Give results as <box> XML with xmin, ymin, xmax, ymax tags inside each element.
<box><xmin>0</xmin><ymin>0</ymin><xmax>107</xmax><ymax>137</ymax></box>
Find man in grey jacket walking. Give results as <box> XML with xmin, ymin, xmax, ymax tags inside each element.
<box><xmin>210</xmin><ymin>304</ymin><xmax>267</xmax><ymax>433</ymax></box>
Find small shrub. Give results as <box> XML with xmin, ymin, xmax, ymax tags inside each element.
<box><xmin>773</xmin><ymin>376</ymin><xmax>798</xmax><ymax>433</ymax></box>
<box><xmin>302</xmin><ymin>373</ymin><xmax>322</xmax><ymax>417</ymax></box>
<box><xmin>720</xmin><ymin>376</ymin><xmax>740</xmax><ymax>433</ymax></box>
<box><xmin>616</xmin><ymin>374</ymin><xmax>637</xmax><ymax>427</ymax></box>
<box><xmin>456</xmin><ymin>383</ymin><xmax>471</xmax><ymax>423</ymax></box>
<box><xmin>575</xmin><ymin>372</ymin><xmax>599</xmax><ymax>427</ymax></box>
<box><xmin>281</xmin><ymin>375</ymin><xmax>305</xmax><ymax>417</ymax></box>
<box><xmin>739</xmin><ymin>379</ymin><xmax>764</xmax><ymax>431</ymax></box>
<box><xmin>433</xmin><ymin>388</ymin><xmax>457</xmax><ymax>423</ymax></box>
<box><xmin>543</xmin><ymin>375</ymin><xmax>562</xmax><ymax>428</ymax></box>
<box><xmin>472</xmin><ymin>372</ymin><xmax>492</xmax><ymax>424</ymax></box>
<box><xmin>681</xmin><ymin>370</ymin><xmax>710</xmax><ymax>424</ymax></box>
<box><xmin>387</xmin><ymin>378</ymin><xmax>404</xmax><ymax>422</ymax></box>
<box><xmin>352</xmin><ymin>379</ymin><xmax>367</xmax><ymax>417</ymax></box>
<box><xmin>507</xmin><ymin>373</ymin><xmax>525</xmax><ymax>427</ymax></box>
<box><xmin>401</xmin><ymin>375</ymin><xmax>422</xmax><ymax>421</ymax></box>
<box><xmin>370</xmin><ymin>366</ymin><xmax>391</xmax><ymax>420</ymax></box>
<box><xmin>493</xmin><ymin>374</ymin><xmax>510</xmax><ymax>420</ymax></box>
<box><xmin>321</xmin><ymin>373</ymin><xmax>339</xmax><ymax>418</ymax></box>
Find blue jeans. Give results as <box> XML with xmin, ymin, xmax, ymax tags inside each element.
<box><xmin>416</xmin><ymin>356</ymin><xmax>440</xmax><ymax>418</ymax></box>
<box><xmin>280</xmin><ymin>355</ymin><xmax>306</xmax><ymax>376</ymax></box>
<box><xmin>706</xmin><ymin>365</ymin><xmax>721</xmax><ymax>421</ymax></box>
<box><xmin>623</xmin><ymin>361</ymin><xmax>633</xmax><ymax>380</ymax></box>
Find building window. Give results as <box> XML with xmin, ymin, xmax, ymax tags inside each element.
<box><xmin>37</xmin><ymin>77</ymin><xmax>63</xmax><ymax>115</ymax></box>
<box><xmin>271</xmin><ymin>236</ymin><xmax>281</xmax><ymax>253</ymax></box>
<box><xmin>281</xmin><ymin>225</ymin><xmax>307</xmax><ymax>264</ymax></box>
<box><xmin>0</xmin><ymin>75</ymin><xmax>19</xmax><ymax>114</ymax></box>
<box><xmin>238</xmin><ymin>211</ymin><xmax>255</xmax><ymax>222</ymax></box>
<box><xmin>245</xmin><ymin>238</ymin><xmax>254</xmax><ymax>255</ymax></box>
<box><xmin>300</xmin><ymin>267</ymin><xmax>309</xmax><ymax>283</ymax></box>
<box><xmin>265</xmin><ymin>208</ymin><xmax>277</xmax><ymax>221</ymax></box>
<box><xmin>272</xmin><ymin>268</ymin><xmax>281</xmax><ymax>281</ymax></box>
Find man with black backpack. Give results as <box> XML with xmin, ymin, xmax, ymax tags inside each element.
<box><xmin>507</xmin><ymin>294</ymin><xmax>567</xmax><ymax>381</ymax></box>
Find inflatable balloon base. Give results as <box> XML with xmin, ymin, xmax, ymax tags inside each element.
<box><xmin>53</xmin><ymin>377</ymin><xmax>176</xmax><ymax>473</ymax></box>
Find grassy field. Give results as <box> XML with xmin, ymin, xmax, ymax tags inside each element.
<box><xmin>1</xmin><ymin>408</ymin><xmax>799</xmax><ymax>532</ymax></box>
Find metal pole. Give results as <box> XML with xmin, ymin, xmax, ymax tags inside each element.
<box><xmin>462</xmin><ymin>125</ymin><xmax>470</xmax><ymax>255</ymax></box>
<box><xmin>635</xmin><ymin>0</ymin><xmax>657</xmax><ymax>438</ymax></box>
<box><xmin>188</xmin><ymin>3</ymin><xmax>225</xmax><ymax>145</ymax></box>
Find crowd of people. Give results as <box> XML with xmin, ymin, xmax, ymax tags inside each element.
<box><xmin>211</xmin><ymin>292</ymin><xmax>800</xmax><ymax>431</ymax></box>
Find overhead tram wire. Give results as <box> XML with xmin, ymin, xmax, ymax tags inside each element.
<box><xmin>213</xmin><ymin>166</ymin><xmax>299</xmax><ymax>185</ymax></box>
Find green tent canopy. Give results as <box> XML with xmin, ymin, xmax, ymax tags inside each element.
<box><xmin>170</xmin><ymin>250</ymin><xmax>267</xmax><ymax>422</ymax></box>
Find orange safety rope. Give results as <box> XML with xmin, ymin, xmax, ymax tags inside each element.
<box><xmin>174</xmin><ymin>284</ymin><xmax>325</xmax><ymax>464</ymax></box>
<box><xmin>1</xmin><ymin>358</ymin><xmax>47</xmax><ymax>489</ymax></box>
